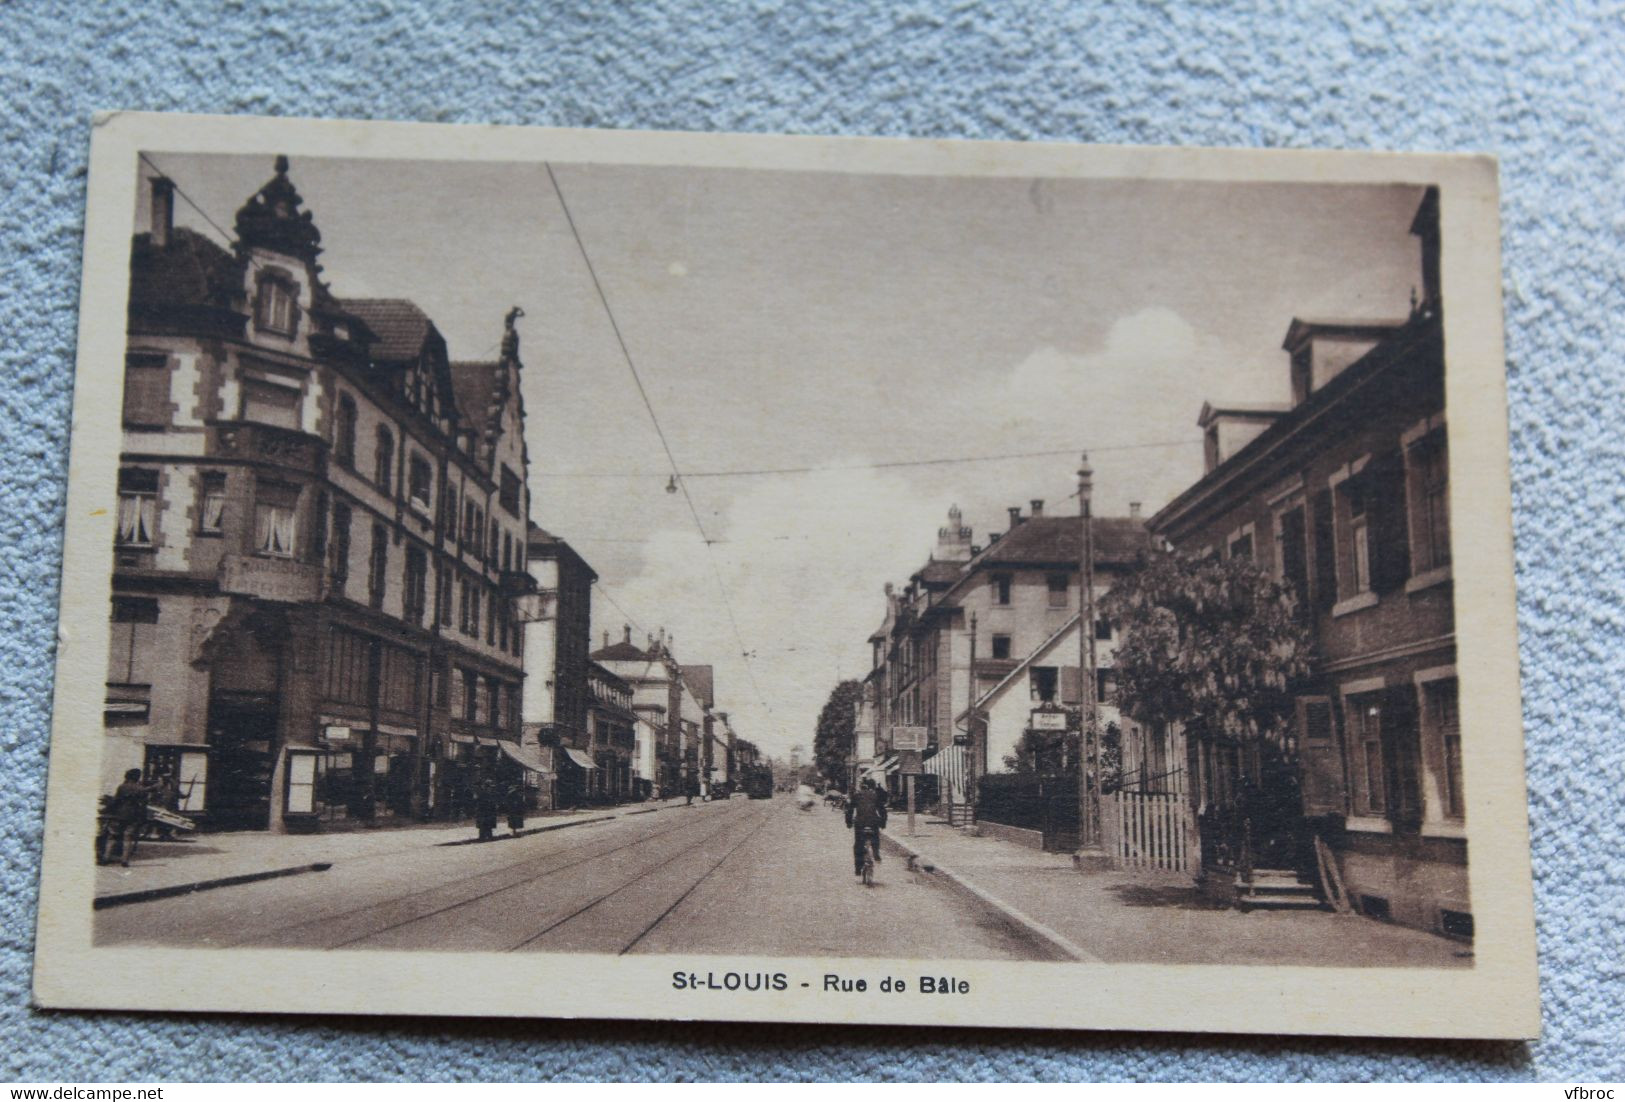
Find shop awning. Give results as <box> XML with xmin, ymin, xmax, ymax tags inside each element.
<box><xmin>561</xmin><ymin>747</ymin><xmax>597</xmax><ymax>770</ymax></box>
<box><xmin>497</xmin><ymin>740</ymin><xmax>550</xmax><ymax>774</ymax></box>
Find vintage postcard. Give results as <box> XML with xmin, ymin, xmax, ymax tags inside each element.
<box><xmin>33</xmin><ymin>112</ymin><xmax>1537</xmax><ymax>1038</ymax></box>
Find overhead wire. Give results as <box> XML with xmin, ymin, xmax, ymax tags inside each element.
<box><xmin>532</xmin><ymin>438</ymin><xmax>1196</xmax><ymax>480</ymax></box>
<box><xmin>545</xmin><ymin>162</ymin><xmax>776</xmax><ymax>723</ymax></box>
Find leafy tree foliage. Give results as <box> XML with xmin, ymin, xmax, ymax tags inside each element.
<box><xmin>1003</xmin><ymin>722</ymin><xmax>1123</xmax><ymax>791</ymax></box>
<box><xmin>1101</xmin><ymin>552</ymin><xmax>1313</xmax><ymax>748</ymax></box>
<box><xmin>813</xmin><ymin>679</ymin><xmax>864</xmax><ymax>787</ymax></box>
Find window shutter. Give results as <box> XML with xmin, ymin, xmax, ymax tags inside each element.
<box><xmin>1311</xmin><ymin>490</ymin><xmax>1337</xmax><ymax>611</ymax></box>
<box><xmin>1370</xmin><ymin>455</ymin><xmax>1411</xmax><ymax>593</ymax></box>
<box><xmin>1295</xmin><ymin>698</ymin><xmax>1346</xmax><ymax>817</ymax></box>
<box><xmin>1060</xmin><ymin>665</ymin><xmax>1081</xmax><ymax>706</ymax></box>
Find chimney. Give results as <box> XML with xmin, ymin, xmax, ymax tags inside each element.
<box><xmin>150</xmin><ymin>176</ymin><xmax>175</xmax><ymax>249</ymax></box>
<box><xmin>602</xmin><ymin>630</ymin><xmax>609</xmax><ymax>648</ymax></box>
<box><xmin>1030</xmin><ymin>499</ymin><xmax>1044</xmax><ymax>517</ymax></box>
<box><xmin>1007</xmin><ymin>506</ymin><xmax>1022</xmax><ymax>528</ymax></box>
<box><xmin>1130</xmin><ymin>502</ymin><xmax>1142</xmax><ymax>519</ymax></box>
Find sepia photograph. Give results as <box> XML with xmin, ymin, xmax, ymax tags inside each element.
<box><xmin>33</xmin><ymin>113</ymin><xmax>1536</xmax><ymax>1038</ymax></box>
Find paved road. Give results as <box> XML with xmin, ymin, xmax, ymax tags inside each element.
<box><xmin>95</xmin><ymin>797</ymin><xmax>1050</xmax><ymax>959</ymax></box>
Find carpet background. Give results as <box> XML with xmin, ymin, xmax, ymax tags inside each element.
<box><xmin>1</xmin><ymin>0</ymin><xmax>1620</xmax><ymax>1083</ymax></box>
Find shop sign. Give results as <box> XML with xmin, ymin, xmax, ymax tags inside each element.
<box><xmin>890</xmin><ymin>725</ymin><xmax>928</xmax><ymax>751</ymax></box>
<box><xmin>1030</xmin><ymin>709</ymin><xmax>1070</xmax><ymax>731</ymax></box>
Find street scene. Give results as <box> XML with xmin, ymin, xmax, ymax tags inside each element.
<box><xmin>90</xmin><ymin>150</ymin><xmax>1469</xmax><ymax>969</ymax></box>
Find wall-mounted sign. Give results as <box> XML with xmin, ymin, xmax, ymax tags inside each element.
<box><xmin>891</xmin><ymin>725</ymin><xmax>928</xmax><ymax>751</ymax></box>
<box><xmin>1030</xmin><ymin>710</ymin><xmax>1070</xmax><ymax>731</ymax></box>
<box><xmin>324</xmin><ymin>725</ymin><xmax>352</xmax><ymax>742</ymax></box>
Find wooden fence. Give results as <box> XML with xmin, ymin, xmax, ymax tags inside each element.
<box><xmin>1109</xmin><ymin>790</ymin><xmax>1193</xmax><ymax>873</ymax></box>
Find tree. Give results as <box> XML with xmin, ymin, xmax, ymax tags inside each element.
<box><xmin>1003</xmin><ymin>721</ymin><xmax>1123</xmax><ymax>791</ymax></box>
<box><xmin>812</xmin><ymin>679</ymin><xmax>863</xmax><ymax>788</ymax></box>
<box><xmin>1101</xmin><ymin>551</ymin><xmax>1313</xmax><ymax>750</ymax></box>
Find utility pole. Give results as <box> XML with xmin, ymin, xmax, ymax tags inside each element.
<box><xmin>1076</xmin><ymin>452</ymin><xmax>1106</xmax><ymax>862</ymax></box>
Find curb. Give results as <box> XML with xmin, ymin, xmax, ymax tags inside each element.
<box><xmin>436</xmin><ymin>814</ymin><xmax>617</xmax><ymax>847</ymax></box>
<box><xmin>879</xmin><ymin>829</ymin><xmax>1102</xmax><ymax>964</ymax></box>
<box><xmin>94</xmin><ymin>862</ymin><xmax>333</xmax><ymax>910</ymax></box>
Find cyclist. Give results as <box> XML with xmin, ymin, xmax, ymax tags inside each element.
<box><xmin>844</xmin><ymin>776</ymin><xmax>888</xmax><ymax>878</ymax></box>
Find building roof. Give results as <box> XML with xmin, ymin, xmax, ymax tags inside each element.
<box><xmin>525</xmin><ymin>522</ymin><xmax>597</xmax><ymax>582</ymax></box>
<box><xmin>1280</xmin><ymin>316</ymin><xmax>1408</xmax><ymax>351</ymax></box>
<box><xmin>336</xmin><ymin>298</ymin><xmax>435</xmax><ymax>362</ymax></box>
<box><xmin>591</xmin><ymin>638</ymin><xmax>654</xmax><ymax>662</ymax></box>
<box><xmin>1154</xmin><ymin>313</ymin><xmax>1442</xmax><ymax>537</ymax></box>
<box><xmin>916</xmin><ymin>559</ymin><xmax>965</xmax><ymax>586</ymax></box>
<box><xmin>449</xmin><ymin>359</ymin><xmax>502</xmax><ymax>428</ymax></box>
<box><xmin>680</xmin><ymin>665</ymin><xmax>715</xmax><ymax>709</ymax></box>
<box><xmin>127</xmin><ymin>227</ymin><xmax>238</xmax><ymax>312</ymax></box>
<box><xmin>972</xmin><ymin>515</ymin><xmax>1152</xmax><ymax>569</ymax></box>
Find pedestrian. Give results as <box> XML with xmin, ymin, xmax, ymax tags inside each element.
<box><xmin>685</xmin><ymin>775</ymin><xmax>697</xmax><ymax>806</ymax></box>
<box><xmin>473</xmin><ymin>777</ymin><xmax>499</xmax><ymax>843</ymax></box>
<box><xmin>504</xmin><ymin>782</ymin><xmax>526</xmax><ymax>837</ymax></box>
<box><xmin>100</xmin><ymin>768</ymin><xmax>151</xmax><ymax>867</ymax></box>
<box><xmin>149</xmin><ymin>770</ymin><xmax>179</xmax><ymax>841</ymax></box>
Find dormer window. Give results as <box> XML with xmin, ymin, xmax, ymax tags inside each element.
<box><xmin>253</xmin><ymin>269</ymin><xmax>300</xmax><ymax>337</ymax></box>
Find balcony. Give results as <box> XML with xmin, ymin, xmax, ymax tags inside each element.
<box><xmin>219</xmin><ymin>553</ymin><xmax>323</xmax><ymax>603</ymax></box>
<box><xmin>211</xmin><ymin>421</ymin><xmax>326</xmax><ymax>475</ymax></box>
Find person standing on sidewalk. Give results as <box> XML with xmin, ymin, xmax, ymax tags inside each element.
<box><xmin>100</xmin><ymin>769</ymin><xmax>151</xmax><ymax>867</ymax></box>
<box><xmin>504</xmin><ymin>781</ymin><xmax>526</xmax><ymax>837</ymax></box>
<box><xmin>844</xmin><ymin>777</ymin><xmax>888</xmax><ymax>877</ymax></box>
<box><xmin>473</xmin><ymin>777</ymin><xmax>499</xmax><ymax>843</ymax></box>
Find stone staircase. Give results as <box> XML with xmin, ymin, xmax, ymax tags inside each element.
<box><xmin>1237</xmin><ymin>867</ymin><xmax>1324</xmax><ymax>911</ymax></box>
<box><xmin>942</xmin><ymin>802</ymin><xmax>976</xmax><ymax>828</ymax></box>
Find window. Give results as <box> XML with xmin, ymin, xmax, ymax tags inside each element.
<box><xmin>1409</xmin><ymin>431</ymin><xmax>1451</xmax><ymax>573</ymax></box>
<box><xmin>487</xmin><ymin>677</ymin><xmax>502</xmax><ymax>729</ymax></box>
<box><xmin>502</xmin><ymin>532</ymin><xmax>512</xmax><ymax>573</ymax></box>
<box><xmin>368</xmin><ymin>522</ymin><xmax>388</xmax><ymax>608</ymax></box>
<box><xmin>464</xmin><ymin>669</ymin><xmax>481</xmax><ymax>723</ymax></box>
<box><xmin>435</xmin><ymin>563</ymin><xmax>451</xmax><ymax>626</ymax></box>
<box><xmin>1047</xmin><ymin>573</ymin><xmax>1070</xmax><ymax>608</ymax></box>
<box><xmin>464</xmin><ymin>502</ymin><xmax>480</xmax><ymax>553</ymax></box>
<box><xmin>196</xmin><ymin>472</ymin><xmax>226</xmax><ymax>535</ymax></box>
<box><xmin>1096</xmin><ymin>668</ymin><xmax>1117</xmax><ymax>704</ymax></box>
<box><xmin>403</xmin><ymin>546</ymin><xmax>428</xmax><ymax>625</ymax></box>
<box><xmin>253</xmin><ymin>482</ymin><xmax>299</xmax><ymax>558</ymax></box>
<box><xmin>1347</xmin><ymin>480</ymin><xmax>1371</xmax><ymax>595</ymax></box>
<box><xmin>460</xmin><ymin>577</ymin><xmax>480</xmax><ymax>637</ymax></box>
<box><xmin>1349</xmin><ymin>693</ymin><xmax>1385</xmax><ymax>814</ymax></box>
<box><xmin>1275</xmin><ymin>503</ymin><xmax>1309</xmax><ymax>599</ymax></box>
<box><xmin>443</xmin><ymin>485</ymin><xmax>458</xmax><ymax>541</ymax></box>
<box><xmin>1229</xmin><ymin>531</ymin><xmax>1254</xmax><ymax>560</ymax></box>
<box><xmin>123</xmin><ymin>354</ymin><xmax>169</xmax><ymax>428</ymax></box>
<box><xmin>487</xmin><ymin>590</ymin><xmax>498</xmax><ymax>645</ymax></box>
<box><xmin>108</xmin><ymin>597</ymin><xmax>159</xmax><ymax>685</ymax></box>
<box><xmin>374</xmin><ymin>427</ymin><xmax>394</xmax><ymax>493</ymax></box>
<box><xmin>116</xmin><ymin>469</ymin><xmax>159</xmax><ymax>547</ymax></box>
<box><xmin>1030</xmin><ymin>666</ymin><xmax>1058</xmax><ymax>703</ymax></box>
<box><xmin>1094</xmin><ymin>618</ymin><xmax>1112</xmax><ymax>641</ymax></box>
<box><xmin>408</xmin><ymin>454</ymin><xmax>433</xmax><ymax>510</ymax></box>
<box><xmin>241</xmin><ymin>377</ymin><xmax>302</xmax><ymax>430</ymax></box>
<box><xmin>499</xmin><ymin>464</ymin><xmax>521</xmax><ymax>515</ymax></box>
<box><xmin>329</xmin><ymin>502</ymin><xmax>351</xmax><ymax>587</ymax></box>
<box><xmin>992</xmin><ymin>574</ymin><xmax>1012</xmax><ymax>606</ymax></box>
<box><xmin>334</xmin><ymin>394</ymin><xmax>357</xmax><ymax>469</ymax></box>
<box><xmin>1424</xmin><ymin>678</ymin><xmax>1463</xmax><ymax>820</ymax></box>
<box><xmin>489</xmin><ymin>520</ymin><xmax>501</xmax><ymax>566</ymax></box>
<box><xmin>254</xmin><ymin>272</ymin><xmax>300</xmax><ymax>335</ymax></box>
<box><xmin>990</xmin><ymin>634</ymin><xmax>1011</xmax><ymax>660</ymax></box>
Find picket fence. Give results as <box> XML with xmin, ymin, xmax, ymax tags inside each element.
<box><xmin>1111</xmin><ymin>790</ymin><xmax>1193</xmax><ymax>873</ymax></box>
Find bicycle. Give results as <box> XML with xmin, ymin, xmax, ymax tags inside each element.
<box><xmin>859</xmin><ymin>828</ymin><xmax>879</xmax><ymax>886</ymax></box>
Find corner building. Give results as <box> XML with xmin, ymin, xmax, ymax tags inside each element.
<box><xmin>105</xmin><ymin>159</ymin><xmax>532</xmax><ymax>831</ymax></box>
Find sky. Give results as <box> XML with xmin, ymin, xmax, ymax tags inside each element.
<box><xmin>137</xmin><ymin>150</ymin><xmax>1426</xmax><ymax>758</ymax></box>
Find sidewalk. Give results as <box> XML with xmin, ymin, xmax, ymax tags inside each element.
<box><xmin>881</xmin><ymin>817</ymin><xmax>1473</xmax><ymax>968</ymax></box>
<box><xmin>95</xmin><ymin>798</ymin><xmax>696</xmax><ymax>907</ymax></box>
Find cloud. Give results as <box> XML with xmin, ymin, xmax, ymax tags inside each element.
<box><xmin>606</xmin><ymin>462</ymin><xmax>946</xmax><ymax>758</ymax></box>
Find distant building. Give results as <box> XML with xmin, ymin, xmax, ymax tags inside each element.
<box><xmin>107</xmin><ymin>160</ymin><xmax>531</xmax><ymax>831</ymax></box>
<box><xmin>584</xmin><ymin>661</ymin><xmax>638</xmax><ymax>801</ymax></box>
<box><xmin>592</xmin><ymin>627</ymin><xmax>684</xmax><ymax>796</ymax></box>
<box><xmin>520</xmin><ymin>523</ymin><xmax>596</xmax><ymax>805</ymax></box>
<box><xmin>865</xmin><ymin>502</ymin><xmax>1150</xmax><ymax>810</ymax></box>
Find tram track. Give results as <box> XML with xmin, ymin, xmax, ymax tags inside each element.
<box><xmin>217</xmin><ymin>800</ymin><xmax>741</xmax><ymax>950</ymax></box>
<box><xmin>509</xmin><ymin>804</ymin><xmax>776</xmax><ymax>955</ymax></box>
<box><xmin>330</xmin><ymin>803</ymin><xmax>766</xmax><ymax>952</ymax></box>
